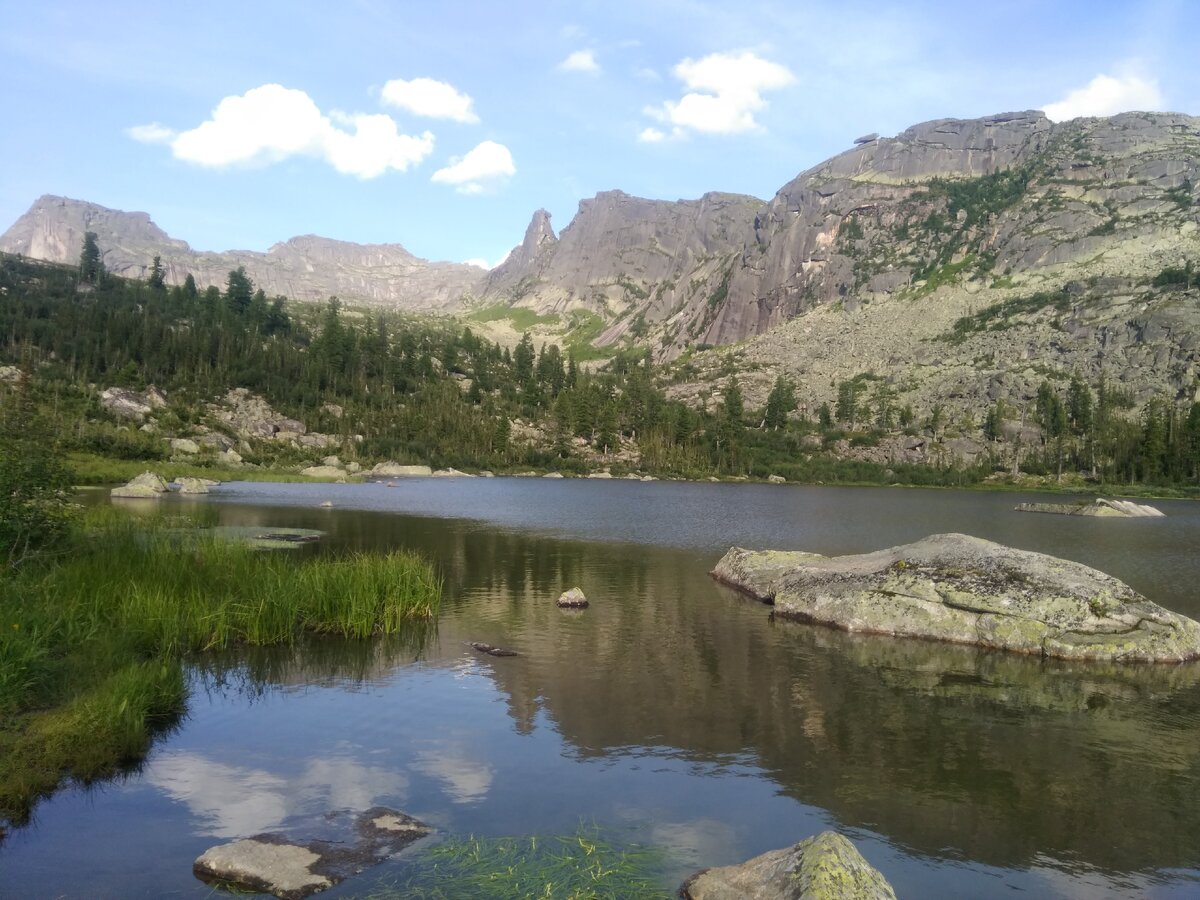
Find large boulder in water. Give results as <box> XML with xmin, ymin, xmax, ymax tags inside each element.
<box><xmin>681</xmin><ymin>831</ymin><xmax>896</xmax><ymax>899</ymax></box>
<box><xmin>1015</xmin><ymin>498</ymin><xmax>1165</xmax><ymax>518</ymax></box>
<box><xmin>712</xmin><ymin>533</ymin><xmax>1200</xmax><ymax>663</ymax></box>
<box><xmin>111</xmin><ymin>471</ymin><xmax>168</xmax><ymax>498</ymax></box>
<box><xmin>369</xmin><ymin>462</ymin><xmax>432</xmax><ymax>477</ymax></box>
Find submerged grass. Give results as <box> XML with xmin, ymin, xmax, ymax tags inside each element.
<box><xmin>367</xmin><ymin>825</ymin><xmax>671</xmax><ymax>900</ymax></box>
<box><xmin>0</xmin><ymin>513</ymin><xmax>441</xmax><ymax>826</ymax></box>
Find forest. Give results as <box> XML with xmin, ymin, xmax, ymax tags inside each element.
<box><xmin>1</xmin><ymin>239</ymin><xmax>1199</xmax><ymax>491</ymax></box>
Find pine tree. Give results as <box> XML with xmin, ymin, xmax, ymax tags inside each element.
<box><xmin>79</xmin><ymin>231</ymin><xmax>104</xmax><ymax>284</ymax></box>
<box><xmin>147</xmin><ymin>255</ymin><xmax>166</xmax><ymax>292</ymax></box>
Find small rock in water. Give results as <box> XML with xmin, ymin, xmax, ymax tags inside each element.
<box><xmin>193</xmin><ymin>807</ymin><xmax>432</xmax><ymax>899</ymax></box>
<box><xmin>468</xmin><ymin>641</ymin><xmax>519</xmax><ymax>657</ymax></box>
<box><xmin>557</xmin><ymin>587</ymin><xmax>589</xmax><ymax>609</ymax></box>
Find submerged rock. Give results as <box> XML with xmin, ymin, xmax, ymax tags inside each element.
<box><xmin>557</xmin><ymin>587</ymin><xmax>589</xmax><ymax>609</ymax></box>
<box><xmin>681</xmin><ymin>831</ymin><xmax>896</xmax><ymax>900</ymax></box>
<box><xmin>193</xmin><ymin>807</ymin><xmax>431</xmax><ymax>899</ymax></box>
<box><xmin>469</xmin><ymin>641</ymin><xmax>518</xmax><ymax>657</ymax></box>
<box><xmin>111</xmin><ymin>471</ymin><xmax>168</xmax><ymax>498</ymax></box>
<box><xmin>712</xmin><ymin>533</ymin><xmax>1200</xmax><ymax>663</ymax></box>
<box><xmin>1016</xmin><ymin>498</ymin><xmax>1165</xmax><ymax>518</ymax></box>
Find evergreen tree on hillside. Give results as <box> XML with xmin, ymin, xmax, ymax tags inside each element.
<box><xmin>79</xmin><ymin>231</ymin><xmax>103</xmax><ymax>284</ymax></box>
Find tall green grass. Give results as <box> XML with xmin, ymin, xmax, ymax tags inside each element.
<box><xmin>0</xmin><ymin>516</ymin><xmax>441</xmax><ymax>825</ymax></box>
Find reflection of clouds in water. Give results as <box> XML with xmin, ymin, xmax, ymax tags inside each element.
<box><xmin>649</xmin><ymin>818</ymin><xmax>741</xmax><ymax>870</ymax></box>
<box><xmin>412</xmin><ymin>742</ymin><xmax>494</xmax><ymax>804</ymax></box>
<box><xmin>145</xmin><ymin>751</ymin><xmax>408</xmax><ymax>837</ymax></box>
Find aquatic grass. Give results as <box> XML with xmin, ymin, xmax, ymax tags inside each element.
<box><xmin>0</xmin><ymin>515</ymin><xmax>441</xmax><ymax>825</ymax></box>
<box><xmin>369</xmin><ymin>825</ymin><xmax>671</xmax><ymax>900</ymax></box>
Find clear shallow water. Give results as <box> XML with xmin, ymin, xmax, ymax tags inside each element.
<box><xmin>3</xmin><ymin>480</ymin><xmax>1200</xmax><ymax>898</ymax></box>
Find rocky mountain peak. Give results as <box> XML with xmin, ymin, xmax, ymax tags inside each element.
<box><xmin>0</xmin><ymin>195</ymin><xmax>483</xmax><ymax>311</ymax></box>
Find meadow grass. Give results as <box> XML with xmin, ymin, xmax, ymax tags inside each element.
<box><xmin>0</xmin><ymin>515</ymin><xmax>441</xmax><ymax>825</ymax></box>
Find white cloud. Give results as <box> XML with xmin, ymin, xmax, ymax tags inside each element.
<box><xmin>127</xmin><ymin>122</ymin><xmax>175</xmax><ymax>144</ymax></box>
<box><xmin>638</xmin><ymin>127</ymin><xmax>667</xmax><ymax>143</ymax></box>
<box><xmin>560</xmin><ymin>50</ymin><xmax>600</xmax><ymax>74</ymax></box>
<box><xmin>432</xmin><ymin>140</ymin><xmax>515</xmax><ymax>194</ymax></box>
<box><xmin>159</xmin><ymin>84</ymin><xmax>434</xmax><ymax>179</ymax></box>
<box><xmin>380</xmin><ymin>77</ymin><xmax>479</xmax><ymax>123</ymax></box>
<box><xmin>644</xmin><ymin>50</ymin><xmax>795</xmax><ymax>136</ymax></box>
<box><xmin>1043</xmin><ymin>69</ymin><xmax>1165</xmax><ymax>122</ymax></box>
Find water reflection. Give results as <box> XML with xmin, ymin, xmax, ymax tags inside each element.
<box><xmin>33</xmin><ymin>483</ymin><xmax>1200</xmax><ymax>897</ymax></box>
<box><xmin>145</xmin><ymin>751</ymin><xmax>408</xmax><ymax>838</ymax></box>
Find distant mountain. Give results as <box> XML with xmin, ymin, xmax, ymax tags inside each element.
<box><xmin>0</xmin><ymin>195</ymin><xmax>483</xmax><ymax>311</ymax></box>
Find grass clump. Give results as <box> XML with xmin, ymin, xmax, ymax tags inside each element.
<box><xmin>375</xmin><ymin>825</ymin><xmax>670</xmax><ymax>899</ymax></box>
<box><xmin>0</xmin><ymin>514</ymin><xmax>441</xmax><ymax>826</ymax></box>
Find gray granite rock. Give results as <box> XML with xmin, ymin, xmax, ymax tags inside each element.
<box><xmin>713</xmin><ymin>533</ymin><xmax>1200</xmax><ymax>662</ymax></box>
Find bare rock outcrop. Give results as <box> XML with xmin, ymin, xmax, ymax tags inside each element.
<box><xmin>713</xmin><ymin>534</ymin><xmax>1200</xmax><ymax>662</ymax></box>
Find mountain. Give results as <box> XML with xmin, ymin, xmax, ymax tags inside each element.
<box><xmin>3</xmin><ymin>110</ymin><xmax>1198</xmax><ymax>421</ymax></box>
<box><xmin>0</xmin><ymin>195</ymin><xmax>483</xmax><ymax>311</ymax></box>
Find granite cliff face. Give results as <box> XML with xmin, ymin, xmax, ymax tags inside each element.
<box><xmin>481</xmin><ymin>111</ymin><xmax>1199</xmax><ymax>375</ymax></box>
<box><xmin>0</xmin><ymin>196</ymin><xmax>484</xmax><ymax>311</ymax></box>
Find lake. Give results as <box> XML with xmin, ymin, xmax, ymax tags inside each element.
<box><xmin>3</xmin><ymin>479</ymin><xmax>1200</xmax><ymax>898</ymax></box>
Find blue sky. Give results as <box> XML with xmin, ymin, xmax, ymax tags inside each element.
<box><xmin>2</xmin><ymin>1</ymin><xmax>1196</xmax><ymax>268</ymax></box>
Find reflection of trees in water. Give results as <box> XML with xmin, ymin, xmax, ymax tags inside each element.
<box><xmin>191</xmin><ymin>624</ymin><xmax>437</xmax><ymax>699</ymax></box>
<box><xmin>451</xmin><ymin>548</ymin><xmax>1200</xmax><ymax>875</ymax></box>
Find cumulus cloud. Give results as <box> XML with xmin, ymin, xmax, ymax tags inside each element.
<box><xmin>147</xmin><ymin>84</ymin><xmax>435</xmax><ymax>179</ymax></box>
<box><xmin>644</xmin><ymin>50</ymin><xmax>795</xmax><ymax>136</ymax></box>
<box><xmin>1043</xmin><ymin>69</ymin><xmax>1165</xmax><ymax>122</ymax></box>
<box><xmin>432</xmin><ymin>140</ymin><xmax>516</xmax><ymax>194</ymax></box>
<box><xmin>380</xmin><ymin>77</ymin><xmax>479</xmax><ymax>123</ymax></box>
<box><xmin>638</xmin><ymin>126</ymin><xmax>667</xmax><ymax>143</ymax></box>
<box><xmin>127</xmin><ymin>122</ymin><xmax>175</xmax><ymax>144</ymax></box>
<box><xmin>560</xmin><ymin>50</ymin><xmax>600</xmax><ymax>74</ymax></box>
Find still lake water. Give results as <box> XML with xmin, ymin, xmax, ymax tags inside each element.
<box><xmin>3</xmin><ymin>479</ymin><xmax>1200</xmax><ymax>898</ymax></box>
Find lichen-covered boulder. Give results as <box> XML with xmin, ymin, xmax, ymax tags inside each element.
<box><xmin>681</xmin><ymin>831</ymin><xmax>896</xmax><ymax>900</ymax></box>
<box><xmin>712</xmin><ymin>533</ymin><xmax>1200</xmax><ymax>663</ymax></box>
<box><xmin>111</xmin><ymin>471</ymin><xmax>168</xmax><ymax>498</ymax></box>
